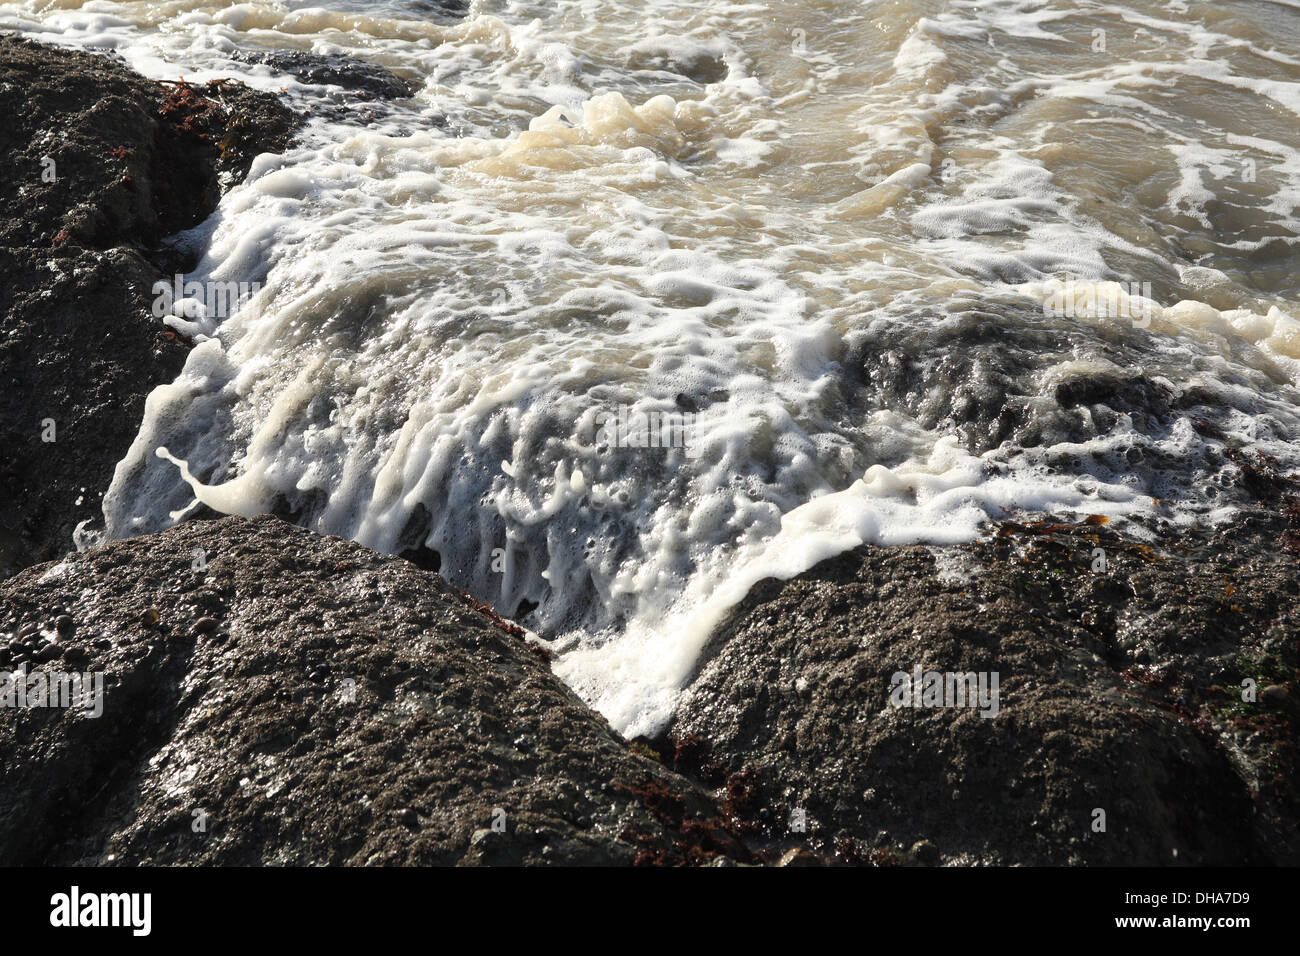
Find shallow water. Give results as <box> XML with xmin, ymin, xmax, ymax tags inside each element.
<box><xmin>6</xmin><ymin>0</ymin><xmax>1300</xmax><ymax>734</ymax></box>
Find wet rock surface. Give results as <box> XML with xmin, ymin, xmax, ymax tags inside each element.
<box><xmin>0</xmin><ymin>515</ymin><xmax>749</xmax><ymax>865</ymax></box>
<box><xmin>664</xmin><ymin>511</ymin><xmax>1300</xmax><ymax>865</ymax></box>
<box><xmin>226</xmin><ymin>48</ymin><xmax>427</xmax><ymax>126</ymax></box>
<box><xmin>232</xmin><ymin>50</ymin><xmax>414</xmax><ymax>101</ymax></box>
<box><xmin>0</xmin><ymin>36</ymin><xmax>299</xmax><ymax>578</ymax></box>
<box><xmin>0</xmin><ymin>36</ymin><xmax>298</xmax><ymax>250</ymax></box>
<box><xmin>841</xmin><ymin>293</ymin><xmax>1299</xmax><ymax>518</ymax></box>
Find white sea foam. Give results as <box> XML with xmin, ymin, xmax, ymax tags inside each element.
<box><xmin>9</xmin><ymin>0</ymin><xmax>1300</xmax><ymax>735</ymax></box>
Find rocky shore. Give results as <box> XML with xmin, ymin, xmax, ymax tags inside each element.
<box><xmin>0</xmin><ymin>516</ymin><xmax>750</xmax><ymax>865</ymax></box>
<box><xmin>0</xmin><ymin>35</ymin><xmax>298</xmax><ymax>578</ymax></box>
<box><xmin>0</xmin><ymin>36</ymin><xmax>1296</xmax><ymax>866</ymax></box>
<box><xmin>3</xmin><ymin>509</ymin><xmax>1294</xmax><ymax>866</ymax></box>
<box><xmin>664</xmin><ymin>511</ymin><xmax>1300</xmax><ymax>865</ymax></box>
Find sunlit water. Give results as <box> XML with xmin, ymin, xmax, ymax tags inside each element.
<box><xmin>6</xmin><ymin>0</ymin><xmax>1300</xmax><ymax>734</ymax></box>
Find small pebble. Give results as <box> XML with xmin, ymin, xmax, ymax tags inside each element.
<box><xmin>911</xmin><ymin>840</ymin><xmax>939</xmax><ymax>864</ymax></box>
<box><xmin>54</xmin><ymin>615</ymin><xmax>75</xmax><ymax>637</ymax></box>
<box><xmin>35</xmin><ymin>643</ymin><xmax>65</xmax><ymax>663</ymax></box>
<box><xmin>140</xmin><ymin>608</ymin><xmax>160</xmax><ymax>627</ymax></box>
<box><xmin>777</xmin><ymin>847</ymin><xmax>821</xmax><ymax>867</ymax></box>
<box><xmin>1261</xmin><ymin>684</ymin><xmax>1289</xmax><ymax>706</ymax></box>
<box><xmin>192</xmin><ymin>616</ymin><xmax>219</xmax><ymax>636</ymax></box>
<box><xmin>394</xmin><ymin>808</ymin><xmax>419</xmax><ymax>827</ymax></box>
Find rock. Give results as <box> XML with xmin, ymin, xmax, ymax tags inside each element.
<box><xmin>0</xmin><ymin>37</ymin><xmax>300</xmax><ymax>579</ymax></box>
<box><xmin>192</xmin><ymin>616</ymin><xmax>219</xmax><ymax>636</ymax></box>
<box><xmin>33</xmin><ymin>642</ymin><xmax>64</xmax><ymax>663</ymax></box>
<box><xmin>232</xmin><ymin>50</ymin><xmax>413</xmax><ymax>100</ymax></box>
<box><xmin>412</xmin><ymin>0</ymin><xmax>469</xmax><ymax>17</ymax></box>
<box><xmin>1261</xmin><ymin>684</ymin><xmax>1289</xmax><ymax>706</ymax></box>
<box><xmin>776</xmin><ymin>847</ymin><xmax>820</xmax><ymax>867</ymax></box>
<box><xmin>393</xmin><ymin>808</ymin><xmax>419</xmax><ymax>828</ymax></box>
<box><xmin>226</xmin><ymin>49</ymin><xmax>429</xmax><ymax>126</ymax></box>
<box><xmin>911</xmin><ymin>840</ymin><xmax>939</xmax><ymax>865</ymax></box>
<box><xmin>667</xmin><ymin>518</ymin><xmax>1300</xmax><ymax>865</ymax></box>
<box><xmin>0</xmin><ymin>515</ymin><xmax>749</xmax><ymax>866</ymax></box>
<box><xmin>54</xmin><ymin>615</ymin><xmax>74</xmax><ymax>637</ymax></box>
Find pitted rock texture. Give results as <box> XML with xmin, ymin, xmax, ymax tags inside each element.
<box><xmin>0</xmin><ymin>516</ymin><xmax>748</xmax><ymax>866</ymax></box>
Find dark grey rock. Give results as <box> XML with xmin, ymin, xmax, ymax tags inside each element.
<box><xmin>232</xmin><ymin>50</ymin><xmax>413</xmax><ymax>101</ymax></box>
<box><xmin>0</xmin><ymin>36</ymin><xmax>300</xmax><ymax>578</ymax></box>
<box><xmin>0</xmin><ymin>515</ymin><xmax>750</xmax><ymax>866</ymax></box>
<box><xmin>665</xmin><ymin>515</ymin><xmax>1299</xmax><ymax>865</ymax></box>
